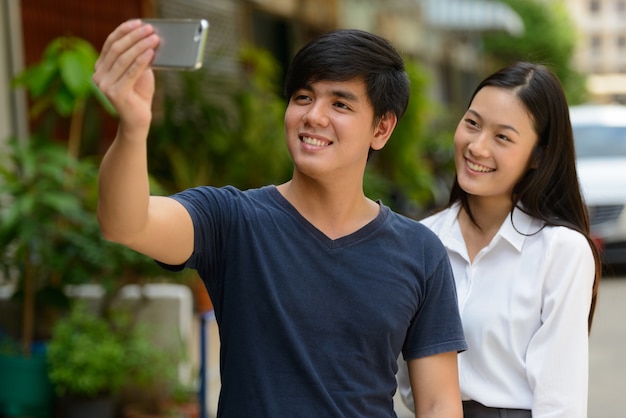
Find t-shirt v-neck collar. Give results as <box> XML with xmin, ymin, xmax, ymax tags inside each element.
<box><xmin>268</xmin><ymin>185</ymin><xmax>388</xmax><ymax>249</ymax></box>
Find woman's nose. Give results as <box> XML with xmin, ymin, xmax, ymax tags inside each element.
<box><xmin>467</xmin><ymin>133</ymin><xmax>490</xmax><ymax>157</ymax></box>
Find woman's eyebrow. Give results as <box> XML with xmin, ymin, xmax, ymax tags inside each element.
<box><xmin>466</xmin><ymin>108</ymin><xmax>520</xmax><ymax>135</ymax></box>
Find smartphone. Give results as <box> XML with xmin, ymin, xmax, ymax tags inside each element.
<box><xmin>142</xmin><ymin>18</ymin><xmax>209</xmax><ymax>70</ymax></box>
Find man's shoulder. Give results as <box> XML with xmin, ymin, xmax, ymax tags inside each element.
<box><xmin>386</xmin><ymin>208</ymin><xmax>440</xmax><ymax>235</ymax></box>
<box><xmin>385</xmin><ymin>208</ymin><xmax>447</xmax><ymax>252</ymax></box>
<box><xmin>174</xmin><ymin>184</ymin><xmax>274</xmax><ymax>202</ymax></box>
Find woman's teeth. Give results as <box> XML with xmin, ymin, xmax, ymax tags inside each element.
<box><xmin>467</xmin><ymin>159</ymin><xmax>494</xmax><ymax>173</ymax></box>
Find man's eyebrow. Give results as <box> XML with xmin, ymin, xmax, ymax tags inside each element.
<box><xmin>331</xmin><ymin>89</ymin><xmax>359</xmax><ymax>102</ymax></box>
<box><xmin>298</xmin><ymin>82</ymin><xmax>360</xmax><ymax>102</ymax></box>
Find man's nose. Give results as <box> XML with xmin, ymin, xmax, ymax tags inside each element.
<box><xmin>303</xmin><ymin>102</ymin><xmax>330</xmax><ymax>127</ymax></box>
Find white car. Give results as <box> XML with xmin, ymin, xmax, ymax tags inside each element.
<box><xmin>571</xmin><ymin>104</ymin><xmax>626</xmax><ymax>265</ymax></box>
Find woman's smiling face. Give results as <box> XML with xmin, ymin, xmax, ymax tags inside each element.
<box><xmin>454</xmin><ymin>86</ymin><xmax>539</xmax><ymax>202</ymax></box>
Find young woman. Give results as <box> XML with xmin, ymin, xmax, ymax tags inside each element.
<box><xmin>398</xmin><ymin>62</ymin><xmax>601</xmax><ymax>417</ymax></box>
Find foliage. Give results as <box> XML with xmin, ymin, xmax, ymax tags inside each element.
<box><xmin>365</xmin><ymin>58</ymin><xmax>456</xmax><ymax>216</ymax></box>
<box><xmin>1</xmin><ymin>34</ymin><xmax>172</xmax><ymax>357</ymax></box>
<box><xmin>0</xmin><ymin>136</ymin><xmax>168</xmax><ymax>351</ymax></box>
<box><xmin>12</xmin><ymin>36</ymin><xmax>115</xmax><ymax>158</ymax></box>
<box><xmin>0</xmin><ymin>137</ymin><xmax>154</xmax><ymax>285</ymax></box>
<box><xmin>481</xmin><ymin>0</ymin><xmax>588</xmax><ymax>104</ymax></box>
<box><xmin>47</xmin><ymin>302</ymin><xmax>174</xmax><ymax>398</ymax></box>
<box><xmin>12</xmin><ymin>36</ymin><xmax>113</xmax><ymax>118</ymax></box>
<box><xmin>47</xmin><ymin>303</ymin><xmax>126</xmax><ymax>397</ymax></box>
<box><xmin>148</xmin><ymin>45</ymin><xmax>291</xmax><ymax>193</ymax></box>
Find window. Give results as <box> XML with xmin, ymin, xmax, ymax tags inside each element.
<box><xmin>591</xmin><ymin>35</ymin><xmax>603</xmax><ymax>54</ymax></box>
<box><xmin>574</xmin><ymin>125</ymin><xmax>626</xmax><ymax>159</ymax></box>
<box><xmin>590</xmin><ymin>0</ymin><xmax>601</xmax><ymax>13</ymax></box>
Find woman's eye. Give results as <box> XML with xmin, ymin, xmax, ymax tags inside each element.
<box><xmin>465</xmin><ymin>118</ymin><xmax>478</xmax><ymax>128</ymax></box>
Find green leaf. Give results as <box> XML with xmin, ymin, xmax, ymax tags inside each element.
<box><xmin>52</xmin><ymin>84</ymin><xmax>75</xmax><ymax>116</ymax></box>
<box><xmin>43</xmin><ymin>37</ymin><xmax>65</xmax><ymax>61</ymax></box>
<box><xmin>60</xmin><ymin>49</ymin><xmax>92</xmax><ymax>97</ymax></box>
<box><xmin>40</xmin><ymin>191</ymin><xmax>82</xmax><ymax>213</ymax></box>
<box><xmin>13</xmin><ymin>62</ymin><xmax>58</xmax><ymax>98</ymax></box>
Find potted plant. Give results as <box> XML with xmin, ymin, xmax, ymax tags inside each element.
<box><xmin>0</xmin><ymin>34</ymin><xmax>104</xmax><ymax>418</ymax></box>
<box><xmin>46</xmin><ymin>302</ymin><xmax>124</xmax><ymax>418</ymax></box>
<box><xmin>0</xmin><ymin>135</ymin><xmax>97</xmax><ymax>418</ymax></box>
<box><xmin>122</xmin><ymin>385</ymin><xmax>200</xmax><ymax>418</ymax></box>
<box><xmin>0</xmin><ymin>34</ymin><xmax>167</xmax><ymax>418</ymax></box>
<box><xmin>0</xmin><ymin>328</ymin><xmax>53</xmax><ymax>418</ymax></box>
<box><xmin>47</xmin><ymin>301</ymin><xmax>174</xmax><ymax>418</ymax></box>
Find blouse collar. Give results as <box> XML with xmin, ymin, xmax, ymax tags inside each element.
<box><xmin>441</xmin><ymin>202</ymin><xmax>542</xmax><ymax>256</ymax></box>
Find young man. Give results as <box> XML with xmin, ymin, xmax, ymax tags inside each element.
<box><xmin>94</xmin><ymin>21</ymin><xmax>466</xmax><ymax>417</ymax></box>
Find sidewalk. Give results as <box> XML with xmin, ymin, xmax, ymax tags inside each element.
<box><xmin>588</xmin><ymin>276</ymin><xmax>626</xmax><ymax>417</ymax></box>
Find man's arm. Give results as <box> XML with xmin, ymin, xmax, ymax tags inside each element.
<box><xmin>408</xmin><ymin>351</ymin><xmax>462</xmax><ymax>418</ymax></box>
<box><xmin>93</xmin><ymin>20</ymin><xmax>193</xmax><ymax>265</ymax></box>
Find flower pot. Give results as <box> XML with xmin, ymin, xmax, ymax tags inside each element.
<box><xmin>63</xmin><ymin>396</ymin><xmax>116</xmax><ymax>418</ymax></box>
<box><xmin>122</xmin><ymin>400</ymin><xmax>199</xmax><ymax>418</ymax></box>
<box><xmin>0</xmin><ymin>352</ymin><xmax>54</xmax><ymax>418</ymax></box>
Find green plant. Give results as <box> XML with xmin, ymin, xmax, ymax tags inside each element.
<box><xmin>1</xmin><ymin>35</ymin><xmax>109</xmax><ymax>357</ymax></box>
<box><xmin>0</xmin><ymin>136</ymin><xmax>89</xmax><ymax>354</ymax></box>
<box><xmin>47</xmin><ymin>301</ymin><xmax>174</xmax><ymax>399</ymax></box>
<box><xmin>0</xmin><ymin>34</ymin><xmax>171</xmax><ymax>358</ymax></box>
<box><xmin>47</xmin><ymin>303</ymin><xmax>126</xmax><ymax>397</ymax></box>
<box><xmin>12</xmin><ymin>35</ymin><xmax>115</xmax><ymax>158</ymax></box>
<box><xmin>0</xmin><ymin>135</ymin><xmax>167</xmax><ymax>356</ymax></box>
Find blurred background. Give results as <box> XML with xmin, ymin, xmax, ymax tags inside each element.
<box><xmin>0</xmin><ymin>0</ymin><xmax>625</xmax><ymax>417</ymax></box>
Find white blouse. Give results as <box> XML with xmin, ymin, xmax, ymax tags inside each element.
<box><xmin>398</xmin><ymin>203</ymin><xmax>595</xmax><ymax>417</ymax></box>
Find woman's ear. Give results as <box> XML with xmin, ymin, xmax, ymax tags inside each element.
<box><xmin>371</xmin><ymin>112</ymin><xmax>397</xmax><ymax>151</ymax></box>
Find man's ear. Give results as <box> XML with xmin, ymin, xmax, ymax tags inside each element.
<box><xmin>371</xmin><ymin>112</ymin><xmax>397</xmax><ymax>151</ymax></box>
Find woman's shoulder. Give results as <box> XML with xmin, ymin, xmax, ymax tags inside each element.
<box><xmin>539</xmin><ymin>222</ymin><xmax>593</xmax><ymax>257</ymax></box>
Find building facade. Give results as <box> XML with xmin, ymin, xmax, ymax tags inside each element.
<box><xmin>567</xmin><ymin>0</ymin><xmax>626</xmax><ymax>103</ymax></box>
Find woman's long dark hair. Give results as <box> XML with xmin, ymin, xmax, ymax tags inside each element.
<box><xmin>447</xmin><ymin>62</ymin><xmax>601</xmax><ymax>331</ymax></box>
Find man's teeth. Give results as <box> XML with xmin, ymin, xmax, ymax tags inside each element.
<box><xmin>302</xmin><ymin>136</ymin><xmax>328</xmax><ymax>147</ymax></box>
<box><xmin>467</xmin><ymin>160</ymin><xmax>494</xmax><ymax>173</ymax></box>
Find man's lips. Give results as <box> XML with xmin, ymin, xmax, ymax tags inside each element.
<box><xmin>301</xmin><ymin>135</ymin><xmax>332</xmax><ymax>147</ymax></box>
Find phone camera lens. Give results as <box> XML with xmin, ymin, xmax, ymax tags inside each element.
<box><xmin>194</xmin><ymin>25</ymin><xmax>202</xmax><ymax>41</ymax></box>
